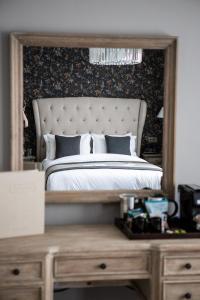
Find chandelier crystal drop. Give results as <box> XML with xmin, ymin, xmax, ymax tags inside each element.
<box><xmin>89</xmin><ymin>48</ymin><xmax>142</xmax><ymax>65</ymax></box>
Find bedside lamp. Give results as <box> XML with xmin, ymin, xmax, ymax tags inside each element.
<box><xmin>23</xmin><ymin>110</ymin><xmax>29</xmax><ymax>128</ymax></box>
<box><xmin>157</xmin><ymin>107</ymin><xmax>164</xmax><ymax>119</ymax></box>
<box><xmin>156</xmin><ymin>107</ymin><xmax>164</xmax><ymax>157</ymax></box>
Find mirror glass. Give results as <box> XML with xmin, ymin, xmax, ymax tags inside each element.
<box><xmin>23</xmin><ymin>46</ymin><xmax>164</xmax><ymax>192</ymax></box>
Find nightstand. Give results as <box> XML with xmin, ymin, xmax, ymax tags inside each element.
<box><xmin>23</xmin><ymin>160</ymin><xmax>43</xmax><ymax>171</ymax></box>
<box><xmin>142</xmin><ymin>153</ymin><xmax>162</xmax><ymax>167</ymax></box>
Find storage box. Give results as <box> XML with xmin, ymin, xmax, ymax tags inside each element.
<box><xmin>0</xmin><ymin>170</ymin><xmax>45</xmax><ymax>238</ymax></box>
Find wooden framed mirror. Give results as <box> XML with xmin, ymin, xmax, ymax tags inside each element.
<box><xmin>10</xmin><ymin>33</ymin><xmax>176</xmax><ymax>203</ymax></box>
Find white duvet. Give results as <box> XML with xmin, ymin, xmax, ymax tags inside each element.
<box><xmin>43</xmin><ymin>154</ymin><xmax>162</xmax><ymax>191</ymax></box>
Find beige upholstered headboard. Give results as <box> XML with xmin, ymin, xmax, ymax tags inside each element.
<box><xmin>32</xmin><ymin>97</ymin><xmax>147</xmax><ymax>161</ymax></box>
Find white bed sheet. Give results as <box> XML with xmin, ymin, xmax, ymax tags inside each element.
<box><xmin>43</xmin><ymin>154</ymin><xmax>162</xmax><ymax>191</ymax></box>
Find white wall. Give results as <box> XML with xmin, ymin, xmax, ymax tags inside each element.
<box><xmin>0</xmin><ymin>0</ymin><xmax>200</xmax><ymax>298</ymax></box>
<box><xmin>0</xmin><ymin>0</ymin><xmax>200</xmax><ymax>185</ymax></box>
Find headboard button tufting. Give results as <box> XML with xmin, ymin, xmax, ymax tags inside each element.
<box><xmin>32</xmin><ymin>97</ymin><xmax>147</xmax><ymax>160</ymax></box>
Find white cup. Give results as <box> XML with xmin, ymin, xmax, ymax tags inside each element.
<box><xmin>119</xmin><ymin>193</ymin><xmax>135</xmax><ymax>218</ymax></box>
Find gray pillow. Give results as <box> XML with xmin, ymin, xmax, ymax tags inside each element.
<box><xmin>55</xmin><ymin>135</ymin><xmax>81</xmax><ymax>159</ymax></box>
<box><xmin>105</xmin><ymin>135</ymin><xmax>131</xmax><ymax>155</ymax></box>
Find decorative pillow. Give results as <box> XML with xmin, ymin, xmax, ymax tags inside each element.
<box><xmin>105</xmin><ymin>135</ymin><xmax>131</xmax><ymax>155</ymax></box>
<box><xmin>43</xmin><ymin>133</ymin><xmax>91</xmax><ymax>160</ymax></box>
<box><xmin>92</xmin><ymin>133</ymin><xmax>136</xmax><ymax>155</ymax></box>
<box><xmin>92</xmin><ymin>134</ymin><xmax>107</xmax><ymax>153</ymax></box>
<box><xmin>55</xmin><ymin>135</ymin><xmax>81</xmax><ymax>159</ymax></box>
<box><xmin>43</xmin><ymin>134</ymin><xmax>55</xmax><ymax>160</ymax></box>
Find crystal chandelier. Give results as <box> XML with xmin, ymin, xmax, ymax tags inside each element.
<box><xmin>89</xmin><ymin>48</ymin><xmax>142</xmax><ymax>65</ymax></box>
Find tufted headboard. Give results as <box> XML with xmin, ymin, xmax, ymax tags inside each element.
<box><xmin>32</xmin><ymin>97</ymin><xmax>147</xmax><ymax>161</ymax></box>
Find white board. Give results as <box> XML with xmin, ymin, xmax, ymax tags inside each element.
<box><xmin>0</xmin><ymin>170</ymin><xmax>45</xmax><ymax>238</ymax></box>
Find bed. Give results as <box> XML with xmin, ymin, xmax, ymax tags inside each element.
<box><xmin>32</xmin><ymin>97</ymin><xmax>162</xmax><ymax>191</ymax></box>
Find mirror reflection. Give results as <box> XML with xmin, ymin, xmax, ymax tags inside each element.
<box><xmin>23</xmin><ymin>46</ymin><xmax>164</xmax><ymax>191</ymax></box>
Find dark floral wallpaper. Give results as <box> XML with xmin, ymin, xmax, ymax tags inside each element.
<box><xmin>23</xmin><ymin>47</ymin><xmax>164</xmax><ymax>158</ymax></box>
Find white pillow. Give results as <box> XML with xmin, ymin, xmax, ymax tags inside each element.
<box><xmin>43</xmin><ymin>133</ymin><xmax>91</xmax><ymax>160</ymax></box>
<box><xmin>92</xmin><ymin>133</ymin><xmax>137</xmax><ymax>156</ymax></box>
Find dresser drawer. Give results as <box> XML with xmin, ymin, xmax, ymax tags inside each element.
<box><xmin>163</xmin><ymin>256</ymin><xmax>200</xmax><ymax>276</ymax></box>
<box><xmin>0</xmin><ymin>261</ymin><xmax>43</xmax><ymax>283</ymax></box>
<box><xmin>163</xmin><ymin>282</ymin><xmax>200</xmax><ymax>300</ymax></box>
<box><xmin>0</xmin><ymin>287</ymin><xmax>42</xmax><ymax>300</ymax></box>
<box><xmin>54</xmin><ymin>254</ymin><xmax>150</xmax><ymax>279</ymax></box>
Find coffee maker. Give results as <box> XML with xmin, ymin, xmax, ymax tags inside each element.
<box><xmin>178</xmin><ymin>184</ymin><xmax>200</xmax><ymax>231</ymax></box>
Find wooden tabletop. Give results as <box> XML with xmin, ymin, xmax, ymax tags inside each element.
<box><xmin>0</xmin><ymin>224</ymin><xmax>200</xmax><ymax>255</ymax></box>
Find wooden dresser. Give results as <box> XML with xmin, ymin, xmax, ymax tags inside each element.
<box><xmin>153</xmin><ymin>243</ymin><xmax>200</xmax><ymax>300</ymax></box>
<box><xmin>0</xmin><ymin>225</ymin><xmax>200</xmax><ymax>300</ymax></box>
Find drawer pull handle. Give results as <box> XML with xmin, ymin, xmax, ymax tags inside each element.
<box><xmin>99</xmin><ymin>263</ymin><xmax>107</xmax><ymax>270</ymax></box>
<box><xmin>12</xmin><ymin>268</ymin><xmax>20</xmax><ymax>276</ymax></box>
<box><xmin>184</xmin><ymin>293</ymin><xmax>192</xmax><ymax>299</ymax></box>
<box><xmin>185</xmin><ymin>263</ymin><xmax>192</xmax><ymax>270</ymax></box>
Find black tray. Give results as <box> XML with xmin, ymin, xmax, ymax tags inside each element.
<box><xmin>115</xmin><ymin>218</ymin><xmax>200</xmax><ymax>240</ymax></box>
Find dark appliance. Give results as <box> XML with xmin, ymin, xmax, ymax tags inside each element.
<box><xmin>178</xmin><ymin>184</ymin><xmax>200</xmax><ymax>231</ymax></box>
